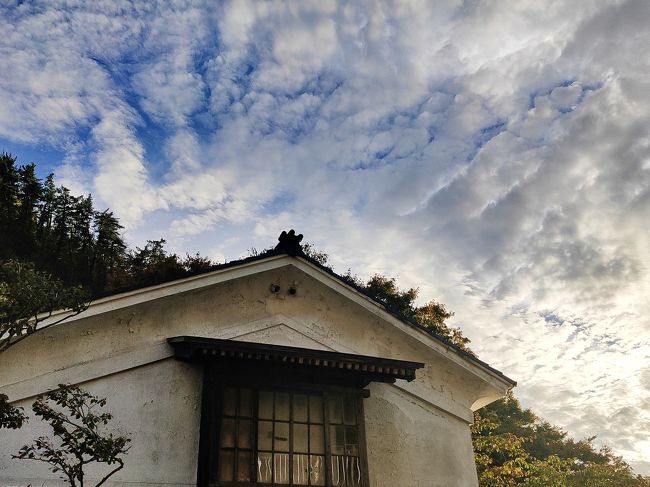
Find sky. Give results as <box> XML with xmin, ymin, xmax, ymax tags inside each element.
<box><xmin>1</xmin><ymin>0</ymin><xmax>649</xmax><ymax>474</ymax></box>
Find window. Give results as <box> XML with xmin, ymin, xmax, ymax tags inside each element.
<box><xmin>213</xmin><ymin>387</ymin><xmax>367</xmax><ymax>487</ymax></box>
<box><xmin>170</xmin><ymin>336</ymin><xmax>422</xmax><ymax>487</ymax></box>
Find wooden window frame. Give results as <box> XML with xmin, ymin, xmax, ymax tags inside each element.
<box><xmin>197</xmin><ymin>365</ymin><xmax>371</xmax><ymax>487</ymax></box>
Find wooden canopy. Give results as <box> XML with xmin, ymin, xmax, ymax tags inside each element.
<box><xmin>168</xmin><ymin>336</ymin><xmax>424</xmax><ymax>387</ymax></box>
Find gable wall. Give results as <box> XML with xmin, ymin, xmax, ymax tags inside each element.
<box><xmin>0</xmin><ymin>263</ymin><xmax>493</xmax><ymax>486</ymax></box>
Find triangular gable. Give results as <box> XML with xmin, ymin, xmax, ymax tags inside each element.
<box><xmin>36</xmin><ymin>248</ymin><xmax>514</xmax><ymax>392</ymax></box>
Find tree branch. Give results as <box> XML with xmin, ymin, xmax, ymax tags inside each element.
<box><xmin>94</xmin><ymin>459</ymin><xmax>124</xmax><ymax>487</ymax></box>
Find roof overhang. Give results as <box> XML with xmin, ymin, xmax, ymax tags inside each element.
<box><xmin>168</xmin><ymin>336</ymin><xmax>424</xmax><ymax>388</ymax></box>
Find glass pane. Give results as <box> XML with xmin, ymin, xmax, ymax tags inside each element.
<box><xmin>274</xmin><ymin>422</ymin><xmax>290</xmax><ymax>452</ymax></box>
<box><xmin>345</xmin><ymin>426</ymin><xmax>359</xmax><ymax>455</ymax></box>
<box><xmin>274</xmin><ymin>453</ymin><xmax>290</xmax><ymax>484</ymax></box>
<box><xmin>238</xmin><ymin>419</ymin><xmax>252</xmax><ymax>449</ymax></box>
<box><xmin>293</xmin><ymin>423</ymin><xmax>308</xmax><ymax>453</ymax></box>
<box><xmin>275</xmin><ymin>392</ymin><xmax>290</xmax><ymax>421</ymax></box>
<box><xmin>310</xmin><ymin>424</ymin><xmax>325</xmax><ymax>455</ymax></box>
<box><xmin>259</xmin><ymin>391</ymin><xmax>274</xmax><ymax>420</ymax></box>
<box><xmin>330</xmin><ymin>455</ymin><xmax>362</xmax><ymax>486</ymax></box>
<box><xmin>257</xmin><ymin>452</ymin><xmax>273</xmax><ymax>483</ymax></box>
<box><xmin>348</xmin><ymin>456</ymin><xmax>362</xmax><ymax>486</ymax></box>
<box><xmin>292</xmin><ymin>453</ymin><xmax>309</xmax><ymax>485</ymax></box>
<box><xmin>328</xmin><ymin>395</ymin><xmax>342</xmax><ymax>424</ymax></box>
<box><xmin>293</xmin><ymin>394</ymin><xmax>308</xmax><ymax>422</ymax></box>
<box><xmin>220</xmin><ymin>418</ymin><xmax>235</xmax><ymax>448</ymax></box>
<box><xmin>343</xmin><ymin>396</ymin><xmax>357</xmax><ymax>425</ymax></box>
<box><xmin>310</xmin><ymin>395</ymin><xmax>323</xmax><ymax>423</ymax></box>
<box><xmin>330</xmin><ymin>425</ymin><xmax>345</xmax><ymax>455</ymax></box>
<box><xmin>310</xmin><ymin>455</ymin><xmax>326</xmax><ymax>486</ymax></box>
<box><xmin>240</xmin><ymin>389</ymin><xmax>253</xmax><ymax>418</ymax></box>
<box><xmin>331</xmin><ymin>455</ymin><xmax>343</xmax><ymax>486</ymax></box>
<box><xmin>237</xmin><ymin>450</ymin><xmax>251</xmax><ymax>481</ymax></box>
<box><xmin>218</xmin><ymin>449</ymin><xmax>234</xmax><ymax>481</ymax></box>
<box><xmin>223</xmin><ymin>388</ymin><xmax>237</xmax><ymax>416</ymax></box>
<box><xmin>258</xmin><ymin>420</ymin><xmax>273</xmax><ymax>451</ymax></box>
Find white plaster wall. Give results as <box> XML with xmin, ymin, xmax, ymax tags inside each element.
<box><xmin>365</xmin><ymin>383</ymin><xmax>479</xmax><ymax>487</ymax></box>
<box><xmin>0</xmin><ymin>263</ymin><xmax>506</xmax><ymax>486</ymax></box>
<box><xmin>0</xmin><ymin>359</ymin><xmax>202</xmax><ymax>486</ymax></box>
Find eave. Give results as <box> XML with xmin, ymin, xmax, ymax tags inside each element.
<box><xmin>168</xmin><ymin>336</ymin><xmax>424</xmax><ymax>387</ymax></box>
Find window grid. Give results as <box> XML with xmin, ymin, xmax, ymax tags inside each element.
<box><xmin>256</xmin><ymin>391</ymin><xmax>326</xmax><ymax>486</ymax></box>
<box><xmin>218</xmin><ymin>389</ymin><xmax>255</xmax><ymax>483</ymax></box>
<box><xmin>216</xmin><ymin>388</ymin><xmax>363</xmax><ymax>487</ymax></box>
<box><xmin>326</xmin><ymin>395</ymin><xmax>361</xmax><ymax>487</ymax></box>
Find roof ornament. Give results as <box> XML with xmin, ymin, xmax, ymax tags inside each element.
<box><xmin>275</xmin><ymin>229</ymin><xmax>304</xmax><ymax>256</ymax></box>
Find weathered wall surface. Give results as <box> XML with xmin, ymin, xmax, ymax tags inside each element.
<box><xmin>0</xmin><ymin>359</ymin><xmax>202</xmax><ymax>486</ymax></box>
<box><xmin>365</xmin><ymin>383</ymin><xmax>479</xmax><ymax>487</ymax></box>
<box><xmin>0</xmin><ymin>261</ymin><xmax>500</xmax><ymax>486</ymax></box>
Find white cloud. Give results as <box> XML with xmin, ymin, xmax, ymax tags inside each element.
<box><xmin>1</xmin><ymin>0</ymin><xmax>649</xmax><ymax>474</ymax></box>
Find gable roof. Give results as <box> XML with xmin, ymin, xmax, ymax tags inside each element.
<box><xmin>86</xmin><ymin>231</ymin><xmax>515</xmax><ymax>388</ymax></box>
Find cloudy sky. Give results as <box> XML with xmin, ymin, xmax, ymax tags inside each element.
<box><xmin>1</xmin><ymin>0</ymin><xmax>649</xmax><ymax>473</ymax></box>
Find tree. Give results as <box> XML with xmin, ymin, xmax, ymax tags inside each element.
<box><xmin>299</xmin><ymin>243</ymin><xmax>472</xmax><ymax>352</ymax></box>
<box><xmin>359</xmin><ymin>274</ymin><xmax>472</xmax><ymax>353</ymax></box>
<box><xmin>0</xmin><ymin>260</ymin><xmax>89</xmax><ymax>352</ymax></box>
<box><xmin>0</xmin><ymin>393</ymin><xmax>26</xmax><ymax>430</ymax></box>
<box><xmin>0</xmin><ymin>154</ymin><xmax>133</xmax><ymax>293</ymax></box>
<box><xmin>0</xmin><ymin>152</ymin><xmax>21</xmax><ymax>259</ymax></box>
<box><xmin>473</xmin><ymin>392</ymin><xmax>650</xmax><ymax>486</ymax></box>
<box><xmin>91</xmin><ymin>210</ymin><xmax>127</xmax><ymax>292</ymax></box>
<box><xmin>113</xmin><ymin>239</ymin><xmax>193</xmax><ymax>289</ymax></box>
<box><xmin>471</xmin><ymin>392</ymin><xmax>533</xmax><ymax>486</ymax></box>
<box><xmin>0</xmin><ymin>258</ymin><xmax>90</xmax><ymax>433</ymax></box>
<box><xmin>13</xmin><ymin>384</ymin><xmax>130</xmax><ymax>487</ymax></box>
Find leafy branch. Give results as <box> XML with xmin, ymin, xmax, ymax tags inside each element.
<box><xmin>0</xmin><ymin>260</ymin><xmax>89</xmax><ymax>352</ymax></box>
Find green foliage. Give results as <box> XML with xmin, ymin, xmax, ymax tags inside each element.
<box><xmin>363</xmin><ymin>275</ymin><xmax>419</xmax><ymax>314</ymax></box>
<box><xmin>301</xmin><ymin>242</ymin><xmax>330</xmax><ymax>266</ymax></box>
<box><xmin>110</xmin><ymin>239</ymin><xmax>186</xmax><ymax>288</ymax></box>
<box><xmin>473</xmin><ymin>392</ymin><xmax>650</xmax><ymax>486</ymax></box>
<box><xmin>361</xmin><ymin>274</ymin><xmax>472</xmax><ymax>353</ymax></box>
<box><xmin>109</xmin><ymin>240</ymin><xmax>216</xmax><ymax>290</ymax></box>
<box><xmin>522</xmin><ymin>454</ymin><xmax>650</xmax><ymax>486</ymax></box>
<box><xmin>0</xmin><ymin>393</ymin><xmax>26</xmax><ymax>429</ymax></box>
<box><xmin>0</xmin><ymin>260</ymin><xmax>89</xmax><ymax>352</ymax></box>
<box><xmin>13</xmin><ymin>384</ymin><xmax>130</xmax><ymax>487</ymax></box>
<box><xmin>1</xmin><ymin>153</ymin><xmax>129</xmax><ymax>292</ymax></box>
<box><xmin>472</xmin><ymin>393</ymin><xmax>534</xmax><ymax>486</ymax></box>
<box><xmin>301</xmin><ymin>244</ymin><xmax>473</xmax><ymax>352</ymax></box>
<box><xmin>0</xmin><ymin>153</ymin><xmax>215</xmax><ymax>297</ymax></box>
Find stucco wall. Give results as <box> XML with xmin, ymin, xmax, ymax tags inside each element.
<box><xmin>0</xmin><ymin>362</ymin><xmax>478</xmax><ymax>486</ymax></box>
<box><xmin>0</xmin><ymin>359</ymin><xmax>202</xmax><ymax>486</ymax></box>
<box><xmin>365</xmin><ymin>383</ymin><xmax>479</xmax><ymax>487</ymax></box>
<box><xmin>0</xmin><ymin>261</ymin><xmax>504</xmax><ymax>486</ymax></box>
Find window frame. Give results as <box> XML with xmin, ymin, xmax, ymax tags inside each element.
<box><xmin>197</xmin><ymin>365</ymin><xmax>371</xmax><ymax>487</ymax></box>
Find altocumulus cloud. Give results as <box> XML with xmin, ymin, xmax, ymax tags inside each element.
<box><xmin>1</xmin><ymin>0</ymin><xmax>649</xmax><ymax>473</ymax></box>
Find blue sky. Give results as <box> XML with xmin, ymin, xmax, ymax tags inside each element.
<box><xmin>1</xmin><ymin>0</ymin><xmax>649</xmax><ymax>473</ymax></box>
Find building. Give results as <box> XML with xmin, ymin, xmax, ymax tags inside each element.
<box><xmin>0</xmin><ymin>231</ymin><xmax>515</xmax><ymax>487</ymax></box>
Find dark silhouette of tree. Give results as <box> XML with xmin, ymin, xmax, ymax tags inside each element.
<box><xmin>0</xmin><ymin>153</ymin><xmax>210</xmax><ymax>295</ymax></box>
<box><xmin>0</xmin><ymin>393</ymin><xmax>26</xmax><ymax>430</ymax></box>
<box><xmin>91</xmin><ymin>210</ymin><xmax>127</xmax><ymax>292</ymax></box>
<box><xmin>0</xmin><ymin>260</ymin><xmax>89</xmax><ymax>352</ymax></box>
